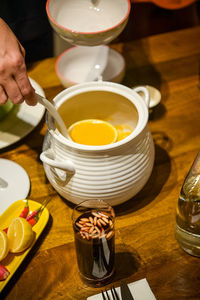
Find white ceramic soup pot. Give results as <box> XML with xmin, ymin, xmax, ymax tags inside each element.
<box><xmin>40</xmin><ymin>81</ymin><xmax>155</xmax><ymax>206</ymax></box>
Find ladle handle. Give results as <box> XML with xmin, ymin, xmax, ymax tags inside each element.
<box><xmin>36</xmin><ymin>93</ymin><xmax>71</xmax><ymax>139</ymax></box>
<box><xmin>133</xmin><ymin>86</ymin><xmax>150</xmax><ymax>107</ymax></box>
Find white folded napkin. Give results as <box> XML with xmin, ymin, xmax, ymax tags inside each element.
<box><xmin>87</xmin><ymin>278</ymin><xmax>156</xmax><ymax>300</ymax></box>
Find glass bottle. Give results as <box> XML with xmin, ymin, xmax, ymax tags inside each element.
<box><xmin>175</xmin><ymin>152</ymin><xmax>200</xmax><ymax>257</ymax></box>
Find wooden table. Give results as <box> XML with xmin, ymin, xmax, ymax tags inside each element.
<box><xmin>1</xmin><ymin>25</ymin><xmax>200</xmax><ymax>299</ymax></box>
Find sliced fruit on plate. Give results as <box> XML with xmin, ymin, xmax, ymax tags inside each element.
<box><xmin>0</xmin><ymin>230</ymin><xmax>9</xmax><ymax>261</ymax></box>
<box><xmin>7</xmin><ymin>217</ymin><xmax>35</xmax><ymax>253</ymax></box>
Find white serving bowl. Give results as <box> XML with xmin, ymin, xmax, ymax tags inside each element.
<box><xmin>46</xmin><ymin>0</ymin><xmax>131</xmax><ymax>46</ymax></box>
<box><xmin>56</xmin><ymin>45</ymin><xmax>126</xmax><ymax>87</ymax></box>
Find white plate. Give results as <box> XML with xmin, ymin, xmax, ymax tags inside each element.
<box><xmin>0</xmin><ymin>159</ymin><xmax>30</xmax><ymax>215</ymax></box>
<box><xmin>0</xmin><ymin>78</ymin><xmax>45</xmax><ymax>149</ymax></box>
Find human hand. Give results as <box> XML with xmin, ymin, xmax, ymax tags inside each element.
<box><xmin>0</xmin><ymin>18</ymin><xmax>37</xmax><ymax>106</ymax></box>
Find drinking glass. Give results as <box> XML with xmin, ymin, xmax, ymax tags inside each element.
<box><xmin>175</xmin><ymin>152</ymin><xmax>200</xmax><ymax>257</ymax></box>
<box><xmin>72</xmin><ymin>199</ymin><xmax>115</xmax><ymax>285</ymax></box>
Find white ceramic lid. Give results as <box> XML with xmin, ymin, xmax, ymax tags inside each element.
<box><xmin>0</xmin><ymin>159</ymin><xmax>30</xmax><ymax>215</ymax></box>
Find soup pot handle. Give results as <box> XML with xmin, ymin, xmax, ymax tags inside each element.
<box><xmin>132</xmin><ymin>86</ymin><xmax>150</xmax><ymax>107</ymax></box>
<box><xmin>40</xmin><ymin>149</ymin><xmax>75</xmax><ymax>174</ymax></box>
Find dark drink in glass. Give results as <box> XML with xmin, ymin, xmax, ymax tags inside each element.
<box><xmin>72</xmin><ymin>200</ymin><xmax>115</xmax><ymax>285</ymax></box>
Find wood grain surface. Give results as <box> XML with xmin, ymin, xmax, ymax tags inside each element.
<box><xmin>1</xmin><ymin>26</ymin><xmax>200</xmax><ymax>299</ymax></box>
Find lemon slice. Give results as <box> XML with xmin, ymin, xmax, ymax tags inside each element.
<box><xmin>7</xmin><ymin>217</ymin><xmax>35</xmax><ymax>253</ymax></box>
<box><xmin>68</xmin><ymin>119</ymin><xmax>118</xmax><ymax>146</ymax></box>
<box><xmin>115</xmin><ymin>124</ymin><xmax>132</xmax><ymax>141</ymax></box>
<box><xmin>0</xmin><ymin>230</ymin><xmax>9</xmax><ymax>261</ymax></box>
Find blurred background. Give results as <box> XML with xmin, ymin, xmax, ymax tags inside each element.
<box><xmin>2</xmin><ymin>1</ymin><xmax>199</xmax><ymax>61</ymax></box>
<box><xmin>54</xmin><ymin>0</ymin><xmax>200</xmax><ymax>55</ymax></box>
